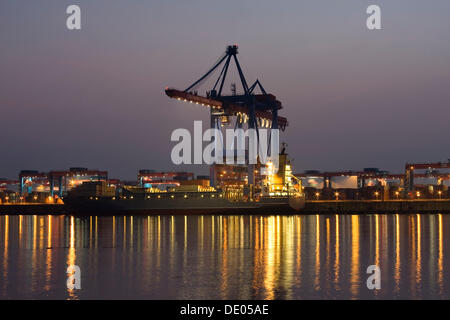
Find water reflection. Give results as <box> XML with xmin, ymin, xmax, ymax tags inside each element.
<box><xmin>334</xmin><ymin>215</ymin><xmax>340</xmax><ymax>292</ymax></box>
<box><xmin>66</xmin><ymin>216</ymin><xmax>77</xmax><ymax>299</ymax></box>
<box><xmin>350</xmin><ymin>215</ymin><xmax>360</xmax><ymax>298</ymax></box>
<box><xmin>394</xmin><ymin>214</ymin><xmax>400</xmax><ymax>293</ymax></box>
<box><xmin>0</xmin><ymin>214</ymin><xmax>449</xmax><ymax>299</ymax></box>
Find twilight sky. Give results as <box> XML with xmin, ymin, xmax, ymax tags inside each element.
<box><xmin>1</xmin><ymin>0</ymin><xmax>450</xmax><ymax>180</ymax></box>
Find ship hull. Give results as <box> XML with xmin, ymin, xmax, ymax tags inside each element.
<box><xmin>63</xmin><ymin>196</ymin><xmax>305</xmax><ymax>216</ymax></box>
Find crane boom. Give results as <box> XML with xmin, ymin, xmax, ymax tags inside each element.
<box><xmin>165</xmin><ymin>88</ymin><xmax>288</xmax><ymax>129</ymax></box>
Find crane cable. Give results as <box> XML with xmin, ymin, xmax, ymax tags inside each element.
<box><xmin>186</xmin><ymin>52</ymin><xmax>227</xmax><ymax>92</ymax></box>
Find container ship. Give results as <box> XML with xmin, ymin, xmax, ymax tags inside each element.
<box><xmin>63</xmin><ymin>152</ymin><xmax>305</xmax><ymax>215</ymax></box>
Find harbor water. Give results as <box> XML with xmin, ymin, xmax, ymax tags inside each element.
<box><xmin>0</xmin><ymin>214</ymin><xmax>449</xmax><ymax>299</ymax></box>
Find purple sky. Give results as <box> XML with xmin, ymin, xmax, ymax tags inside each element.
<box><xmin>1</xmin><ymin>0</ymin><xmax>450</xmax><ymax>180</ymax></box>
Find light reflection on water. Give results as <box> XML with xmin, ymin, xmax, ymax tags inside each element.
<box><xmin>0</xmin><ymin>214</ymin><xmax>449</xmax><ymax>299</ymax></box>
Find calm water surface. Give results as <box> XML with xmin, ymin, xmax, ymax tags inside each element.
<box><xmin>0</xmin><ymin>214</ymin><xmax>449</xmax><ymax>299</ymax></box>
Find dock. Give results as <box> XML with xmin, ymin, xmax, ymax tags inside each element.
<box><xmin>0</xmin><ymin>204</ymin><xmax>66</xmax><ymax>215</ymax></box>
<box><xmin>1</xmin><ymin>200</ymin><xmax>450</xmax><ymax>215</ymax></box>
<box><xmin>303</xmin><ymin>199</ymin><xmax>450</xmax><ymax>214</ymax></box>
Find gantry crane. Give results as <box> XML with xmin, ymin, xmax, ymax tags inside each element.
<box><xmin>165</xmin><ymin>45</ymin><xmax>288</xmax><ymax>188</ymax></box>
<box><xmin>405</xmin><ymin>161</ymin><xmax>450</xmax><ymax>192</ymax></box>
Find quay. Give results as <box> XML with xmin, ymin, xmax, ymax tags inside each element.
<box><xmin>1</xmin><ymin>200</ymin><xmax>450</xmax><ymax>215</ymax></box>
<box><xmin>0</xmin><ymin>204</ymin><xmax>66</xmax><ymax>215</ymax></box>
<box><xmin>303</xmin><ymin>199</ymin><xmax>450</xmax><ymax>214</ymax></box>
